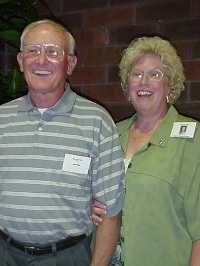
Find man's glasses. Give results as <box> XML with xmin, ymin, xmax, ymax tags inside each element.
<box><xmin>21</xmin><ymin>44</ymin><xmax>65</xmax><ymax>61</ymax></box>
<box><xmin>129</xmin><ymin>68</ymin><xmax>165</xmax><ymax>82</ymax></box>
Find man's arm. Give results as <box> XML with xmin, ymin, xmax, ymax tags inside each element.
<box><xmin>90</xmin><ymin>211</ymin><xmax>122</xmax><ymax>266</ymax></box>
<box><xmin>189</xmin><ymin>240</ymin><xmax>200</xmax><ymax>266</ymax></box>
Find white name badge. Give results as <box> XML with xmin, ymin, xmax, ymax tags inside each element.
<box><xmin>170</xmin><ymin>122</ymin><xmax>196</xmax><ymax>138</ymax></box>
<box><xmin>62</xmin><ymin>154</ymin><xmax>91</xmax><ymax>174</ymax></box>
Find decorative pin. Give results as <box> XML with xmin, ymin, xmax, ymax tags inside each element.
<box><xmin>159</xmin><ymin>137</ymin><xmax>165</xmax><ymax>145</ymax></box>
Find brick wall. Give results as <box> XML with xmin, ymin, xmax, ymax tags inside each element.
<box><xmin>10</xmin><ymin>0</ymin><xmax>200</xmax><ymax>121</ymax></box>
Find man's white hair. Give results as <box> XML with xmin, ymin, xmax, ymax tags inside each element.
<box><xmin>20</xmin><ymin>19</ymin><xmax>76</xmax><ymax>55</ymax></box>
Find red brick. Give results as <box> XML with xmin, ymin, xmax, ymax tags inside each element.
<box><xmin>190</xmin><ymin>82</ymin><xmax>200</xmax><ymax>101</ymax></box>
<box><xmin>191</xmin><ymin>0</ymin><xmax>200</xmax><ymax>17</ymax></box>
<box><xmin>173</xmin><ymin>40</ymin><xmax>200</xmax><ymax>60</ymax></box>
<box><xmin>84</xmin><ymin>5</ymin><xmax>134</xmax><ymax>29</ymax></box>
<box><xmin>173</xmin><ymin>40</ymin><xmax>191</xmax><ymax>60</ymax></box>
<box><xmin>108</xmin><ymin>65</ymin><xmax>120</xmax><ymax>83</ymax></box>
<box><xmin>176</xmin><ymin>83</ymin><xmax>189</xmax><ymax>103</ymax></box>
<box><xmin>110</xmin><ymin>24</ymin><xmax>157</xmax><ymax>45</ymax></box>
<box><xmin>75</xmin><ymin>28</ymin><xmax>110</xmax><ymax>47</ymax></box>
<box><xmin>160</xmin><ymin>19</ymin><xmax>200</xmax><ymax>40</ymax></box>
<box><xmin>108</xmin><ymin>66</ymin><xmax>120</xmax><ymax>83</ymax></box>
<box><xmin>110</xmin><ymin>0</ymin><xmax>136</xmax><ymax>6</ymax></box>
<box><xmin>69</xmin><ymin>67</ymin><xmax>106</xmax><ymax>85</ymax></box>
<box><xmin>36</xmin><ymin>0</ymin><xmax>62</xmax><ymax>16</ymax></box>
<box><xmin>59</xmin><ymin>13</ymin><xmax>83</xmax><ymax>30</ymax></box>
<box><xmin>136</xmin><ymin>0</ymin><xmax>190</xmax><ymax>23</ymax></box>
<box><xmin>175</xmin><ymin>102</ymin><xmax>200</xmax><ymax>120</ymax></box>
<box><xmin>191</xmin><ymin>42</ymin><xmax>200</xmax><ymax>59</ymax></box>
<box><xmin>183</xmin><ymin>60</ymin><xmax>200</xmax><ymax>81</ymax></box>
<box><xmin>85</xmin><ymin>47</ymin><xmax>123</xmax><ymax>66</ymax></box>
<box><xmin>105</xmin><ymin>102</ymin><xmax>134</xmax><ymax>122</ymax></box>
<box><xmin>61</xmin><ymin>0</ymin><xmax>109</xmax><ymax>12</ymax></box>
<box><xmin>83</xmin><ymin>84</ymin><xmax>126</xmax><ymax>102</ymax></box>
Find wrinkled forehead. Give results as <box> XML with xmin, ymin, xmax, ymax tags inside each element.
<box><xmin>22</xmin><ymin>23</ymin><xmax>67</xmax><ymax>48</ymax></box>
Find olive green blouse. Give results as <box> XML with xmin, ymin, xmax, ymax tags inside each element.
<box><xmin>117</xmin><ymin>106</ymin><xmax>200</xmax><ymax>266</ymax></box>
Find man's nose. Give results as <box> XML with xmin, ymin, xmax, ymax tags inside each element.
<box><xmin>37</xmin><ymin>48</ymin><xmax>48</xmax><ymax>64</ymax></box>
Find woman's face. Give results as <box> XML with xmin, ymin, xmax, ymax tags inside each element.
<box><xmin>127</xmin><ymin>53</ymin><xmax>169</xmax><ymax>116</ymax></box>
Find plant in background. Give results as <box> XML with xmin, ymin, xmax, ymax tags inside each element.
<box><xmin>0</xmin><ymin>0</ymin><xmax>40</xmax><ymax>103</ymax></box>
<box><xmin>0</xmin><ymin>0</ymin><xmax>55</xmax><ymax>103</ymax></box>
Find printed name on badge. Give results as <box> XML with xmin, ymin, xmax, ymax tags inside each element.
<box><xmin>62</xmin><ymin>154</ymin><xmax>91</xmax><ymax>174</ymax></box>
<box><xmin>170</xmin><ymin>122</ymin><xmax>196</xmax><ymax>138</ymax></box>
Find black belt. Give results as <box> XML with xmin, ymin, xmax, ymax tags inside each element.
<box><xmin>0</xmin><ymin>230</ymin><xmax>86</xmax><ymax>256</ymax></box>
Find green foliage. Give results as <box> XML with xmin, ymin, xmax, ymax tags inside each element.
<box><xmin>0</xmin><ymin>0</ymin><xmax>39</xmax><ymax>102</ymax></box>
<box><xmin>0</xmin><ymin>68</ymin><xmax>25</xmax><ymax>103</ymax></box>
<box><xmin>0</xmin><ymin>0</ymin><xmax>38</xmax><ymax>46</ymax></box>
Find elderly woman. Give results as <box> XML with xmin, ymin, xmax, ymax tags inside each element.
<box><xmin>92</xmin><ymin>36</ymin><xmax>200</xmax><ymax>266</ymax></box>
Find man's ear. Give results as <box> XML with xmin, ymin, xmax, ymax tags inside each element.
<box><xmin>17</xmin><ymin>52</ymin><xmax>24</xmax><ymax>72</ymax></box>
<box><xmin>66</xmin><ymin>55</ymin><xmax>77</xmax><ymax>76</ymax></box>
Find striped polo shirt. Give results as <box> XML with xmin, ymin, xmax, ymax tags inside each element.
<box><xmin>0</xmin><ymin>84</ymin><xmax>124</xmax><ymax>244</ymax></box>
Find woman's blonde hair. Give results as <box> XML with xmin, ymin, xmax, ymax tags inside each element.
<box><xmin>119</xmin><ymin>36</ymin><xmax>185</xmax><ymax>104</ymax></box>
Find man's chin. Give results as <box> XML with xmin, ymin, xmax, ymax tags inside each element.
<box><xmin>29</xmin><ymin>86</ymin><xmax>52</xmax><ymax>94</ymax></box>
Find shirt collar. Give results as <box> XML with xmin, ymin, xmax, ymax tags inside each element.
<box><xmin>150</xmin><ymin>106</ymin><xmax>178</xmax><ymax>147</ymax></box>
<box><xmin>18</xmin><ymin>83</ymin><xmax>76</xmax><ymax>115</ymax></box>
<box><xmin>120</xmin><ymin>106</ymin><xmax>179</xmax><ymax>148</ymax></box>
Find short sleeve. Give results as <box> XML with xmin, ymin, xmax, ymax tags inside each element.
<box><xmin>184</xmin><ymin>163</ymin><xmax>200</xmax><ymax>240</ymax></box>
<box><xmin>91</xmin><ymin>118</ymin><xmax>125</xmax><ymax>217</ymax></box>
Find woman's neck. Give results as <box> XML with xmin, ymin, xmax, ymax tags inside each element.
<box><xmin>135</xmin><ymin>107</ymin><xmax>169</xmax><ymax>132</ymax></box>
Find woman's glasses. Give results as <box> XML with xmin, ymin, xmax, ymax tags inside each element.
<box><xmin>129</xmin><ymin>68</ymin><xmax>165</xmax><ymax>82</ymax></box>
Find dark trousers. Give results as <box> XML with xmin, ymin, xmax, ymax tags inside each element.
<box><xmin>0</xmin><ymin>237</ymin><xmax>91</xmax><ymax>266</ymax></box>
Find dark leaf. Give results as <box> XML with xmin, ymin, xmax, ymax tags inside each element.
<box><xmin>0</xmin><ymin>30</ymin><xmax>20</xmax><ymax>46</ymax></box>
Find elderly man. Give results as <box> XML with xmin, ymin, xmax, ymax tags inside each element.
<box><xmin>0</xmin><ymin>19</ymin><xmax>124</xmax><ymax>266</ymax></box>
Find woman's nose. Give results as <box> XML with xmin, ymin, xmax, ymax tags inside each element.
<box><xmin>141</xmin><ymin>72</ymin><xmax>149</xmax><ymax>84</ymax></box>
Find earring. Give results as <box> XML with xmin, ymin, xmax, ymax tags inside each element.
<box><xmin>166</xmin><ymin>95</ymin><xmax>169</xmax><ymax>103</ymax></box>
<box><xmin>127</xmin><ymin>95</ymin><xmax>131</xmax><ymax>102</ymax></box>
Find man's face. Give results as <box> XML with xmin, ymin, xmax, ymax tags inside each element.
<box><xmin>17</xmin><ymin>23</ymin><xmax>77</xmax><ymax>97</ymax></box>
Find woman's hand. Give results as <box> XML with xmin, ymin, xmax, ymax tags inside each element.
<box><xmin>91</xmin><ymin>199</ymin><xmax>107</xmax><ymax>226</ymax></box>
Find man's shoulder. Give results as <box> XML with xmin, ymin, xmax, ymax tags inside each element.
<box><xmin>75</xmin><ymin>94</ymin><xmax>114</xmax><ymax>121</ymax></box>
<box><xmin>76</xmin><ymin>94</ymin><xmax>106</xmax><ymax>110</ymax></box>
<box><xmin>0</xmin><ymin>96</ymin><xmax>25</xmax><ymax>111</ymax></box>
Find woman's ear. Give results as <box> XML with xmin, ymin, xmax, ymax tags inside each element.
<box><xmin>66</xmin><ymin>55</ymin><xmax>77</xmax><ymax>76</ymax></box>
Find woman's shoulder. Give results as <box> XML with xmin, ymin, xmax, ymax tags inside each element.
<box><xmin>174</xmin><ymin>113</ymin><xmax>200</xmax><ymax>155</ymax></box>
<box><xmin>176</xmin><ymin>112</ymin><xmax>199</xmax><ymax>123</ymax></box>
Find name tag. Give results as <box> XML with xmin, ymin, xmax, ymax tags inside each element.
<box><xmin>170</xmin><ymin>122</ymin><xmax>196</xmax><ymax>138</ymax></box>
<box><xmin>62</xmin><ymin>154</ymin><xmax>91</xmax><ymax>174</ymax></box>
